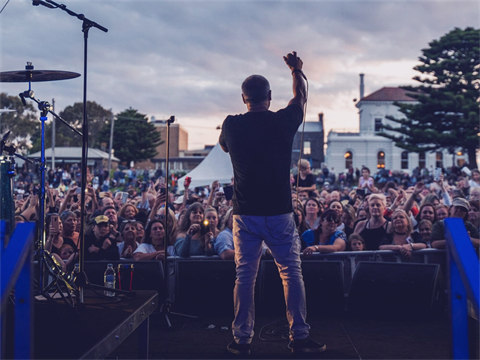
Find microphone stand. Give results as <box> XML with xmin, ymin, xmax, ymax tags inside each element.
<box><xmin>161</xmin><ymin>116</ymin><xmax>174</xmax><ymax>329</ymax></box>
<box><xmin>33</xmin><ymin>0</ymin><xmax>108</xmax><ymax>305</ymax></box>
<box><xmin>159</xmin><ymin>116</ymin><xmax>197</xmax><ymax>328</ymax></box>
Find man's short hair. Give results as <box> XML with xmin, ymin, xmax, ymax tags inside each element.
<box><xmin>242</xmin><ymin>75</ymin><xmax>270</xmax><ymax>104</ymax></box>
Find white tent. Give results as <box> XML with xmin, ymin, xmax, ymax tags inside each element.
<box><xmin>177</xmin><ymin>143</ymin><xmax>233</xmax><ymax>190</ymax></box>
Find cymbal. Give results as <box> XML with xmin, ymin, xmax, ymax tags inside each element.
<box><xmin>0</xmin><ymin>70</ymin><xmax>81</xmax><ymax>82</ymax></box>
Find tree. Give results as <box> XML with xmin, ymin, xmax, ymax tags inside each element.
<box><xmin>0</xmin><ymin>93</ymin><xmax>39</xmax><ymax>154</ymax></box>
<box><xmin>379</xmin><ymin>27</ymin><xmax>480</xmax><ymax>168</ymax></box>
<box><xmin>31</xmin><ymin>101</ymin><xmax>113</xmax><ymax>152</ymax></box>
<box><xmin>97</xmin><ymin>108</ymin><xmax>163</xmax><ymax>165</ymax></box>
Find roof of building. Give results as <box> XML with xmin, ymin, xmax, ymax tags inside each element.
<box><xmin>28</xmin><ymin>147</ymin><xmax>120</xmax><ymax>162</ymax></box>
<box><xmin>361</xmin><ymin>87</ymin><xmax>417</xmax><ymax>102</ymax></box>
<box><xmin>297</xmin><ymin>121</ymin><xmax>323</xmax><ymax>132</ymax></box>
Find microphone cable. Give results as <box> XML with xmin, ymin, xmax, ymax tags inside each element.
<box><xmin>294</xmin><ymin>71</ymin><xmax>309</xmax><ymax>213</ymax></box>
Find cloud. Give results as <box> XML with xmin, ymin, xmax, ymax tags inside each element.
<box><xmin>1</xmin><ymin>0</ymin><xmax>478</xmax><ymax>150</ymax></box>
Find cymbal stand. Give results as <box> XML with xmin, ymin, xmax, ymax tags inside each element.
<box><xmin>33</xmin><ymin>0</ymin><xmax>107</xmax><ymax>305</ymax></box>
<box><xmin>19</xmin><ymin>89</ymin><xmax>82</xmax><ymax>299</ymax></box>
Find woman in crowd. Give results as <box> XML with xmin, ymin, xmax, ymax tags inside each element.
<box><xmin>84</xmin><ymin>215</ymin><xmax>120</xmax><ymax>261</ymax></box>
<box><xmin>204</xmin><ymin>206</ymin><xmax>220</xmax><ymax>238</ymax></box>
<box><xmin>119</xmin><ymin>203</ymin><xmax>139</xmax><ymax>220</ymax></box>
<box><xmin>60</xmin><ymin>210</ymin><xmax>79</xmax><ymax>247</ymax></box>
<box><xmin>294</xmin><ymin>203</ymin><xmax>309</xmax><ymax>237</ymax></box>
<box><xmin>304</xmin><ymin>197</ymin><xmax>322</xmax><ymax>230</ymax></box>
<box><xmin>301</xmin><ymin>209</ymin><xmax>347</xmax><ymax>255</ymax></box>
<box><xmin>354</xmin><ymin>193</ymin><xmax>392</xmax><ymax>250</ymax></box>
<box><xmin>379</xmin><ymin>209</ymin><xmax>426</xmax><ymax>257</ymax></box>
<box><xmin>348</xmin><ymin>234</ymin><xmax>365</xmax><ymax>251</ymax></box>
<box><xmin>154</xmin><ymin>207</ymin><xmax>178</xmax><ymax>246</ymax></box>
<box><xmin>435</xmin><ymin>204</ymin><xmax>449</xmax><ymax>221</ymax></box>
<box><xmin>468</xmin><ymin>169</ymin><xmax>480</xmax><ymax>188</ymax></box>
<box><xmin>177</xmin><ymin>207</ymin><xmax>188</xmax><ymax>225</ymax></box>
<box><xmin>136</xmin><ymin>221</ymin><xmax>146</xmax><ymax>243</ymax></box>
<box><xmin>214</xmin><ymin>208</ymin><xmax>235</xmax><ymax>260</ymax></box>
<box><xmin>468</xmin><ymin>200</ymin><xmax>480</xmax><ymax>231</ymax></box>
<box><xmin>175</xmin><ymin>203</ymin><xmax>215</xmax><ymax>257</ymax></box>
<box><xmin>358</xmin><ymin>167</ymin><xmax>375</xmax><ymax>194</ymax></box>
<box><xmin>118</xmin><ymin>220</ymin><xmax>139</xmax><ymax>259</ymax></box>
<box><xmin>413</xmin><ymin>203</ymin><xmax>437</xmax><ymax>229</ymax></box>
<box><xmin>355</xmin><ymin>206</ymin><xmax>368</xmax><ymax>222</ymax></box>
<box><xmin>418</xmin><ymin>219</ymin><xmax>433</xmax><ymax>247</ymax></box>
<box><xmin>421</xmin><ymin>194</ymin><xmax>440</xmax><ymax>207</ymax></box>
<box><xmin>342</xmin><ymin>204</ymin><xmax>356</xmax><ymax>230</ymax></box>
<box><xmin>329</xmin><ymin>200</ymin><xmax>353</xmax><ymax>238</ymax></box>
<box><xmin>133</xmin><ymin>219</ymin><xmax>175</xmax><ymax>260</ymax></box>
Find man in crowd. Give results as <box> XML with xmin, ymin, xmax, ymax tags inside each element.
<box><xmin>219</xmin><ymin>51</ymin><xmax>326</xmax><ymax>356</ymax></box>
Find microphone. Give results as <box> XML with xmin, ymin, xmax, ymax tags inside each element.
<box><xmin>19</xmin><ymin>93</ymin><xmax>26</xmax><ymax>106</ymax></box>
<box><xmin>19</xmin><ymin>90</ymin><xmax>33</xmax><ymax>106</ymax></box>
<box><xmin>32</xmin><ymin>0</ymin><xmax>55</xmax><ymax>9</ymax></box>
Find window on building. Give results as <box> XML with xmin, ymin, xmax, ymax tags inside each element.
<box><xmin>436</xmin><ymin>152</ymin><xmax>443</xmax><ymax>168</ymax></box>
<box><xmin>375</xmin><ymin>118</ymin><xmax>383</xmax><ymax>132</ymax></box>
<box><xmin>303</xmin><ymin>141</ymin><xmax>311</xmax><ymax>155</ymax></box>
<box><xmin>344</xmin><ymin>151</ymin><xmax>353</xmax><ymax>169</ymax></box>
<box><xmin>401</xmin><ymin>151</ymin><xmax>409</xmax><ymax>169</ymax></box>
<box><xmin>419</xmin><ymin>152</ymin><xmax>426</xmax><ymax>169</ymax></box>
<box><xmin>377</xmin><ymin>151</ymin><xmax>385</xmax><ymax>169</ymax></box>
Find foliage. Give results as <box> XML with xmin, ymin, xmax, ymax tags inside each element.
<box><xmin>97</xmin><ymin>108</ymin><xmax>163</xmax><ymax>165</ymax></box>
<box><xmin>30</xmin><ymin>101</ymin><xmax>113</xmax><ymax>152</ymax></box>
<box><xmin>0</xmin><ymin>93</ymin><xmax>39</xmax><ymax>154</ymax></box>
<box><xmin>379</xmin><ymin>27</ymin><xmax>480</xmax><ymax>167</ymax></box>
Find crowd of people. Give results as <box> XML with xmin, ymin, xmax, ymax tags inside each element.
<box><xmin>11</xmin><ymin>160</ymin><xmax>480</xmax><ymax>274</ymax></box>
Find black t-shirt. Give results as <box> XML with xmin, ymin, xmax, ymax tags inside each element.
<box><xmin>219</xmin><ymin>104</ymin><xmax>303</xmax><ymax>216</ymax></box>
<box><xmin>297</xmin><ymin>173</ymin><xmax>315</xmax><ymax>189</ymax></box>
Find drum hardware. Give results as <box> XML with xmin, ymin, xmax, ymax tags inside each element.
<box><xmin>31</xmin><ymin>0</ymin><xmax>108</xmax><ymax>305</ymax></box>
<box><xmin>0</xmin><ymin>69</ymin><xmax>80</xmax><ymax>83</ymax></box>
<box><xmin>0</xmin><ymin>61</ymin><xmax>83</xmax><ymax>302</ymax></box>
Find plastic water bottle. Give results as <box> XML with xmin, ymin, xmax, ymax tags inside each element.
<box><xmin>104</xmin><ymin>263</ymin><xmax>116</xmax><ymax>297</ymax></box>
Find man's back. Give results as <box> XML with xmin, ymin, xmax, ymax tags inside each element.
<box><xmin>220</xmin><ymin>104</ymin><xmax>302</xmax><ymax>216</ymax></box>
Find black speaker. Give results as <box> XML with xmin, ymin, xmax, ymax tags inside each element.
<box><xmin>258</xmin><ymin>260</ymin><xmax>345</xmax><ymax>315</ymax></box>
<box><xmin>347</xmin><ymin>261</ymin><xmax>444</xmax><ymax>318</ymax></box>
<box><xmin>83</xmin><ymin>260</ymin><xmax>165</xmax><ymax>296</ymax></box>
<box><xmin>173</xmin><ymin>258</ymin><xmax>237</xmax><ymax>315</ymax></box>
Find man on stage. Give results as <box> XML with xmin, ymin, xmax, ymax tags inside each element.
<box><xmin>219</xmin><ymin>51</ymin><xmax>326</xmax><ymax>356</ymax></box>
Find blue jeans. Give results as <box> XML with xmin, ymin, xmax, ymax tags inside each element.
<box><xmin>232</xmin><ymin>213</ymin><xmax>310</xmax><ymax>344</ymax></box>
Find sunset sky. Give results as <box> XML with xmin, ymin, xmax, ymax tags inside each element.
<box><xmin>1</xmin><ymin>0</ymin><xmax>478</xmax><ymax>149</ymax></box>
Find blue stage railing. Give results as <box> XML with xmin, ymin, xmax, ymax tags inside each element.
<box><xmin>0</xmin><ymin>221</ymin><xmax>36</xmax><ymax>360</ymax></box>
<box><xmin>444</xmin><ymin>218</ymin><xmax>479</xmax><ymax>360</ymax></box>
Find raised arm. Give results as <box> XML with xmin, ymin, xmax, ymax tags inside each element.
<box><xmin>283</xmin><ymin>51</ymin><xmax>306</xmax><ymax>109</ymax></box>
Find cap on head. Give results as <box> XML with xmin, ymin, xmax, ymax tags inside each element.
<box><xmin>94</xmin><ymin>215</ymin><xmax>110</xmax><ymax>225</ymax></box>
<box><xmin>452</xmin><ymin>197</ymin><xmax>470</xmax><ymax>211</ymax></box>
<box><xmin>174</xmin><ymin>196</ymin><xmax>184</xmax><ymax>205</ymax></box>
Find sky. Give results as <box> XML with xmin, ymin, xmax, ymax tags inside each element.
<box><xmin>0</xmin><ymin>0</ymin><xmax>478</xmax><ymax>150</ymax></box>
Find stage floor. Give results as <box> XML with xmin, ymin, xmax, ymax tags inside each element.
<box><xmin>109</xmin><ymin>312</ymin><xmax>455</xmax><ymax>359</ymax></box>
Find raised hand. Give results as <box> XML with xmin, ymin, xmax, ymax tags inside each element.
<box><xmin>283</xmin><ymin>51</ymin><xmax>303</xmax><ymax>71</ymax></box>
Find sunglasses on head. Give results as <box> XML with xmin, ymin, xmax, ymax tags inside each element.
<box><xmin>122</xmin><ymin>219</ymin><xmax>137</xmax><ymax>224</ymax></box>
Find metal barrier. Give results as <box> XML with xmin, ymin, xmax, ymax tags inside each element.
<box><xmin>444</xmin><ymin>218</ymin><xmax>480</xmax><ymax>359</ymax></box>
<box><xmin>168</xmin><ymin>249</ymin><xmax>447</xmax><ymax>315</ymax></box>
<box><xmin>0</xmin><ymin>221</ymin><xmax>36</xmax><ymax>360</ymax></box>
